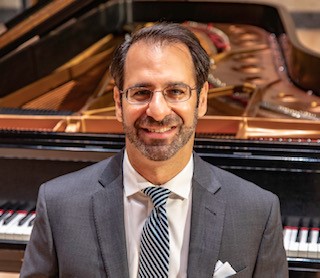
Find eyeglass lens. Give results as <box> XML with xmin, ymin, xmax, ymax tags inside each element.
<box><xmin>125</xmin><ymin>84</ymin><xmax>192</xmax><ymax>104</ymax></box>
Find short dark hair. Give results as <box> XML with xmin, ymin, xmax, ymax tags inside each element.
<box><xmin>110</xmin><ymin>22</ymin><xmax>210</xmax><ymax>93</ymax></box>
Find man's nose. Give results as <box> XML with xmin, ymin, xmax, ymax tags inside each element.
<box><xmin>146</xmin><ymin>91</ymin><xmax>172</xmax><ymax>121</ymax></box>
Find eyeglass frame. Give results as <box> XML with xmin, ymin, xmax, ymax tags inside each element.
<box><xmin>119</xmin><ymin>83</ymin><xmax>198</xmax><ymax>105</ymax></box>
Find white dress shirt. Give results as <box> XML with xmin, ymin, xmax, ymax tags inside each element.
<box><xmin>123</xmin><ymin>150</ymin><xmax>193</xmax><ymax>278</ymax></box>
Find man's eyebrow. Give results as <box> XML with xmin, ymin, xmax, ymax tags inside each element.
<box><xmin>127</xmin><ymin>81</ymin><xmax>188</xmax><ymax>89</ymax></box>
<box><xmin>167</xmin><ymin>82</ymin><xmax>188</xmax><ymax>86</ymax></box>
<box><xmin>127</xmin><ymin>83</ymin><xmax>153</xmax><ymax>89</ymax></box>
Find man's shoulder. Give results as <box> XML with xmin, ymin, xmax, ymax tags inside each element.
<box><xmin>194</xmin><ymin>153</ymin><xmax>277</xmax><ymax>202</ymax></box>
<box><xmin>40</xmin><ymin>151</ymin><xmax>123</xmax><ymax>196</ymax></box>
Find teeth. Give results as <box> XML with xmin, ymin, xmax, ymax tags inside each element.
<box><xmin>147</xmin><ymin>127</ymin><xmax>172</xmax><ymax>133</ymax></box>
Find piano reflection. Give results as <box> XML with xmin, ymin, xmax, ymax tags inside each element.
<box><xmin>0</xmin><ymin>0</ymin><xmax>320</xmax><ymax>276</ymax></box>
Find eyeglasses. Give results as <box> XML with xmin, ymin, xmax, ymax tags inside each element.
<box><xmin>120</xmin><ymin>84</ymin><xmax>197</xmax><ymax>105</ymax></box>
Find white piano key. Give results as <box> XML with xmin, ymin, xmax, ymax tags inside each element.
<box><xmin>307</xmin><ymin>229</ymin><xmax>319</xmax><ymax>259</ymax></box>
<box><xmin>283</xmin><ymin>217</ymin><xmax>320</xmax><ymax>260</ymax></box>
<box><xmin>3</xmin><ymin>212</ymin><xmax>29</xmax><ymax>237</ymax></box>
<box><xmin>283</xmin><ymin>227</ymin><xmax>293</xmax><ymax>253</ymax></box>
<box><xmin>287</xmin><ymin>228</ymin><xmax>299</xmax><ymax>257</ymax></box>
<box><xmin>19</xmin><ymin>214</ymin><xmax>35</xmax><ymax>241</ymax></box>
<box><xmin>7</xmin><ymin>212</ymin><xmax>35</xmax><ymax>242</ymax></box>
<box><xmin>297</xmin><ymin>228</ymin><xmax>309</xmax><ymax>258</ymax></box>
<box><xmin>0</xmin><ymin>210</ymin><xmax>14</xmax><ymax>235</ymax></box>
<box><xmin>0</xmin><ymin>211</ymin><xmax>28</xmax><ymax>240</ymax></box>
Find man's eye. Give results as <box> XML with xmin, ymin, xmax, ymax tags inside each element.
<box><xmin>166</xmin><ymin>88</ymin><xmax>185</xmax><ymax>96</ymax></box>
<box><xmin>167</xmin><ymin>89</ymin><xmax>184</xmax><ymax>95</ymax></box>
<box><xmin>131</xmin><ymin>89</ymin><xmax>152</xmax><ymax>99</ymax></box>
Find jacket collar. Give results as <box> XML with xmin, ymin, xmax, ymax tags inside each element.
<box><xmin>92</xmin><ymin>150</ymin><xmax>226</xmax><ymax>277</ymax></box>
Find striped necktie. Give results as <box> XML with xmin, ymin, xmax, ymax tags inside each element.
<box><xmin>138</xmin><ymin>186</ymin><xmax>171</xmax><ymax>278</ymax></box>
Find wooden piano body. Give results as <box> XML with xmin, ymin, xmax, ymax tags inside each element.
<box><xmin>0</xmin><ymin>0</ymin><xmax>319</xmax><ymax>275</ymax></box>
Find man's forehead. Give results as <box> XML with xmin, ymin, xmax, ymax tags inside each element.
<box><xmin>122</xmin><ymin>40</ymin><xmax>195</xmax><ymax>86</ymax></box>
<box><xmin>124</xmin><ymin>41</ymin><xmax>193</xmax><ymax>71</ymax></box>
<box><xmin>128</xmin><ymin>40</ymin><xmax>190</xmax><ymax>56</ymax></box>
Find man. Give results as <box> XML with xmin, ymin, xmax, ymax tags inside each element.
<box><xmin>21</xmin><ymin>22</ymin><xmax>288</xmax><ymax>277</ymax></box>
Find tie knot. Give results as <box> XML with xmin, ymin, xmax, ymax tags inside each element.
<box><xmin>143</xmin><ymin>187</ymin><xmax>171</xmax><ymax>208</ymax></box>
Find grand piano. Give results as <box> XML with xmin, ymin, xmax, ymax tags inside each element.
<box><xmin>0</xmin><ymin>0</ymin><xmax>319</xmax><ymax>275</ymax></box>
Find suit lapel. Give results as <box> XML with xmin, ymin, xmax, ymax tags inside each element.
<box><xmin>90</xmin><ymin>151</ymin><xmax>226</xmax><ymax>277</ymax></box>
<box><xmin>187</xmin><ymin>154</ymin><xmax>226</xmax><ymax>277</ymax></box>
<box><xmin>92</xmin><ymin>152</ymin><xmax>129</xmax><ymax>277</ymax></box>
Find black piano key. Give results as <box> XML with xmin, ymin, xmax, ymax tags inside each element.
<box><xmin>291</xmin><ymin>217</ymin><xmax>310</xmax><ymax>243</ymax></box>
<box><xmin>0</xmin><ymin>201</ymin><xmax>13</xmax><ymax>216</ymax></box>
<box><xmin>28</xmin><ymin>215</ymin><xmax>36</xmax><ymax>227</ymax></box>
<box><xmin>293</xmin><ymin>217</ymin><xmax>304</xmax><ymax>243</ymax></box>
<box><xmin>297</xmin><ymin>217</ymin><xmax>311</xmax><ymax>243</ymax></box>
<box><xmin>18</xmin><ymin>212</ymin><xmax>33</xmax><ymax>226</ymax></box>
<box><xmin>3</xmin><ymin>212</ymin><xmax>19</xmax><ymax>225</ymax></box>
<box><xmin>315</xmin><ymin>218</ymin><xmax>320</xmax><ymax>244</ymax></box>
<box><xmin>295</xmin><ymin>229</ymin><xmax>301</xmax><ymax>243</ymax></box>
<box><xmin>0</xmin><ymin>201</ymin><xmax>16</xmax><ymax>220</ymax></box>
<box><xmin>0</xmin><ymin>210</ymin><xmax>11</xmax><ymax>221</ymax></box>
<box><xmin>0</xmin><ymin>201</ymin><xmax>27</xmax><ymax>221</ymax></box>
<box><xmin>306</xmin><ymin>229</ymin><xmax>312</xmax><ymax>243</ymax></box>
<box><xmin>18</xmin><ymin>202</ymin><xmax>36</xmax><ymax>226</ymax></box>
<box><xmin>307</xmin><ymin>217</ymin><xmax>320</xmax><ymax>243</ymax></box>
<box><xmin>3</xmin><ymin>201</ymin><xmax>36</xmax><ymax>225</ymax></box>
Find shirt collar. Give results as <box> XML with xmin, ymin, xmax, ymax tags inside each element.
<box><xmin>123</xmin><ymin>150</ymin><xmax>193</xmax><ymax>200</ymax></box>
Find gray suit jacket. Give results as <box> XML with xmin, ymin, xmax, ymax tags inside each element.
<box><xmin>20</xmin><ymin>150</ymin><xmax>288</xmax><ymax>277</ymax></box>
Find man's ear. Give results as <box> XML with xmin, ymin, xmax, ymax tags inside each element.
<box><xmin>113</xmin><ymin>86</ymin><xmax>123</xmax><ymax>122</ymax></box>
<box><xmin>197</xmin><ymin>81</ymin><xmax>208</xmax><ymax>118</ymax></box>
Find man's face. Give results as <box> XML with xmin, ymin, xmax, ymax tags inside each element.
<box><xmin>114</xmin><ymin>41</ymin><xmax>208</xmax><ymax>161</ymax></box>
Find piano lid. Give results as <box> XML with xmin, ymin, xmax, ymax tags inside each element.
<box><xmin>0</xmin><ymin>0</ymin><xmax>319</xmax><ymax>140</ymax></box>
<box><xmin>0</xmin><ymin>0</ymin><xmax>107</xmax><ymax>58</ymax></box>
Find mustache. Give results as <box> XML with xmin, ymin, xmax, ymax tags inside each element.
<box><xmin>135</xmin><ymin>115</ymin><xmax>182</xmax><ymax>127</ymax></box>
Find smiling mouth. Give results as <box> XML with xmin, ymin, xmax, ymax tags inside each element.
<box><xmin>143</xmin><ymin>126</ymin><xmax>175</xmax><ymax>133</ymax></box>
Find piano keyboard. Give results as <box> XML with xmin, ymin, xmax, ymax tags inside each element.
<box><xmin>1</xmin><ymin>200</ymin><xmax>320</xmax><ymax>263</ymax></box>
<box><xmin>0</xmin><ymin>200</ymin><xmax>35</xmax><ymax>243</ymax></box>
<box><xmin>283</xmin><ymin>216</ymin><xmax>320</xmax><ymax>259</ymax></box>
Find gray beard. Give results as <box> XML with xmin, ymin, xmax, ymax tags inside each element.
<box><xmin>123</xmin><ymin>109</ymin><xmax>198</xmax><ymax>161</ymax></box>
